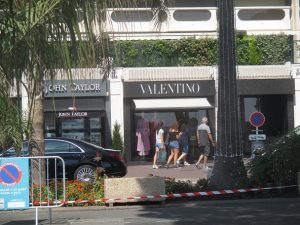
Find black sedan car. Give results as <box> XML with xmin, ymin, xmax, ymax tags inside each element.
<box><xmin>0</xmin><ymin>137</ymin><xmax>127</xmax><ymax>182</ymax></box>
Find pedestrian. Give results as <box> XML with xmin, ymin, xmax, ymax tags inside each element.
<box><xmin>152</xmin><ymin>121</ymin><xmax>165</xmax><ymax>169</ymax></box>
<box><xmin>195</xmin><ymin>117</ymin><xmax>215</xmax><ymax>170</ymax></box>
<box><xmin>177</xmin><ymin>123</ymin><xmax>190</xmax><ymax>166</ymax></box>
<box><xmin>165</xmin><ymin>121</ymin><xmax>180</xmax><ymax>168</ymax></box>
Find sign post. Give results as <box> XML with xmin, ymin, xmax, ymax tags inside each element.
<box><xmin>249</xmin><ymin>111</ymin><xmax>266</xmax><ymax>158</ymax></box>
<box><xmin>0</xmin><ymin>158</ymin><xmax>29</xmax><ymax>210</ymax></box>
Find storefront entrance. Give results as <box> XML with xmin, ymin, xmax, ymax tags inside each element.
<box><xmin>44</xmin><ymin>111</ymin><xmax>105</xmax><ymax>146</ymax></box>
<box><xmin>131</xmin><ymin>109</ymin><xmax>214</xmax><ymax>162</ymax></box>
<box><xmin>43</xmin><ymin>78</ymin><xmax>109</xmax><ymax>147</ymax></box>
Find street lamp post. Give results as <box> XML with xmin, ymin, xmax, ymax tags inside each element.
<box><xmin>209</xmin><ymin>0</ymin><xmax>248</xmax><ymax>188</ymax></box>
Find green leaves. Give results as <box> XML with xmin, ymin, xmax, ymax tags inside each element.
<box><xmin>111</xmin><ymin>121</ymin><xmax>123</xmax><ymax>151</ymax></box>
<box><xmin>114</xmin><ymin>35</ymin><xmax>291</xmax><ymax>67</ymax></box>
<box><xmin>0</xmin><ymin>92</ymin><xmax>29</xmax><ymax>152</ymax></box>
<box><xmin>249</xmin><ymin>131</ymin><xmax>300</xmax><ymax>186</ymax></box>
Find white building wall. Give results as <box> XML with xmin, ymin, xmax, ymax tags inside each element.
<box><xmin>292</xmin><ymin>65</ymin><xmax>300</xmax><ymax>127</ymax></box>
<box><xmin>109</xmin><ymin>69</ymin><xmax>124</xmax><ymax>140</ymax></box>
<box><xmin>234</xmin><ymin>0</ymin><xmax>288</xmax><ymax>7</ymax></box>
<box><xmin>295</xmin><ymin>79</ymin><xmax>300</xmax><ymax>127</ymax></box>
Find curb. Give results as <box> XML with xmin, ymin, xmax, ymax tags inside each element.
<box><xmin>29</xmin><ymin>185</ymin><xmax>298</xmax><ymax>206</ymax></box>
<box><xmin>102</xmin><ymin>185</ymin><xmax>298</xmax><ymax>203</ymax></box>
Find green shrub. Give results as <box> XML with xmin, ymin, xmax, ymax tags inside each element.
<box><xmin>249</xmin><ymin>131</ymin><xmax>300</xmax><ymax>187</ymax></box>
<box><xmin>255</xmin><ymin>34</ymin><xmax>292</xmax><ymax>65</ymax></box>
<box><xmin>113</xmin><ymin>35</ymin><xmax>291</xmax><ymax>67</ymax></box>
<box><xmin>111</xmin><ymin>121</ymin><xmax>123</xmax><ymax>151</ymax></box>
<box><xmin>165</xmin><ymin>178</ymin><xmax>208</xmax><ymax>194</ymax></box>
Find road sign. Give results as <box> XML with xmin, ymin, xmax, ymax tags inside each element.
<box><xmin>0</xmin><ymin>158</ymin><xmax>29</xmax><ymax>210</ymax></box>
<box><xmin>249</xmin><ymin>111</ymin><xmax>265</xmax><ymax>127</ymax></box>
<box><xmin>249</xmin><ymin>134</ymin><xmax>266</xmax><ymax>141</ymax></box>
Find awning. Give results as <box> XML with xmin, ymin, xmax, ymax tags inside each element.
<box><xmin>133</xmin><ymin>98</ymin><xmax>213</xmax><ymax>110</ymax></box>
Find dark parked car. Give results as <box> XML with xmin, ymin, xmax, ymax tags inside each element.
<box><xmin>0</xmin><ymin>137</ymin><xmax>127</xmax><ymax>182</ymax></box>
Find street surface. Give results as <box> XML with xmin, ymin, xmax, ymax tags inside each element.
<box><xmin>0</xmin><ymin>198</ymin><xmax>299</xmax><ymax>225</ymax></box>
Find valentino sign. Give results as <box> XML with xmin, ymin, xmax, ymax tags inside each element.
<box><xmin>44</xmin><ymin>79</ymin><xmax>107</xmax><ymax>97</ymax></box>
<box><xmin>139</xmin><ymin>83</ymin><xmax>201</xmax><ymax>95</ymax></box>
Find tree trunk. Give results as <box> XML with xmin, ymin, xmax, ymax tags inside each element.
<box><xmin>209</xmin><ymin>0</ymin><xmax>248</xmax><ymax>189</ymax></box>
<box><xmin>28</xmin><ymin>74</ymin><xmax>45</xmax><ymax>184</ymax></box>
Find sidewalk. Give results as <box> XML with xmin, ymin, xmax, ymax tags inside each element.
<box><xmin>125</xmin><ymin>160</ymin><xmax>213</xmax><ymax>182</ymax></box>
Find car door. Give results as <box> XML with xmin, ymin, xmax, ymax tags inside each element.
<box><xmin>44</xmin><ymin>139</ymin><xmax>84</xmax><ymax>180</ymax></box>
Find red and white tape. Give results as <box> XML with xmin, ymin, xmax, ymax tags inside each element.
<box><xmin>31</xmin><ymin>185</ymin><xmax>298</xmax><ymax>206</ymax></box>
<box><xmin>102</xmin><ymin>184</ymin><xmax>298</xmax><ymax>203</ymax></box>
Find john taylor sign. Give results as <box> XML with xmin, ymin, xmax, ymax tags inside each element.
<box><xmin>44</xmin><ymin>79</ymin><xmax>107</xmax><ymax>97</ymax></box>
<box><xmin>58</xmin><ymin>111</ymin><xmax>88</xmax><ymax>118</ymax></box>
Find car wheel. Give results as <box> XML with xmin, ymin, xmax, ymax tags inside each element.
<box><xmin>74</xmin><ymin>165</ymin><xmax>96</xmax><ymax>182</ymax></box>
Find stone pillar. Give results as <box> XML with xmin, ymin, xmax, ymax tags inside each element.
<box><xmin>109</xmin><ymin>69</ymin><xmax>124</xmax><ymax>142</ymax></box>
<box><xmin>292</xmin><ymin>65</ymin><xmax>300</xmax><ymax>127</ymax></box>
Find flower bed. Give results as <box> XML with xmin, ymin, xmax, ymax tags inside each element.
<box><xmin>30</xmin><ymin>179</ymin><xmax>105</xmax><ymax>206</ymax></box>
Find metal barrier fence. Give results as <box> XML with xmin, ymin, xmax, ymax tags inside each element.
<box><xmin>0</xmin><ymin>156</ymin><xmax>65</xmax><ymax>225</ymax></box>
<box><xmin>29</xmin><ymin>156</ymin><xmax>66</xmax><ymax>225</ymax></box>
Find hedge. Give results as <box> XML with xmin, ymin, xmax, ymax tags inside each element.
<box><xmin>113</xmin><ymin>35</ymin><xmax>292</xmax><ymax>67</ymax></box>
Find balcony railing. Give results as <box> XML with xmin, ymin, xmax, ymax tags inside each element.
<box><xmin>103</xmin><ymin>6</ymin><xmax>291</xmax><ymax>37</ymax></box>
<box><xmin>105</xmin><ymin>7</ymin><xmax>218</xmax><ymax>34</ymax></box>
<box><xmin>235</xmin><ymin>6</ymin><xmax>291</xmax><ymax>32</ymax></box>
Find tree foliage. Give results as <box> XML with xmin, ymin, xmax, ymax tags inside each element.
<box><xmin>0</xmin><ymin>91</ymin><xmax>29</xmax><ymax>152</ymax></box>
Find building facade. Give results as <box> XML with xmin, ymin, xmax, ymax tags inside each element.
<box><xmin>16</xmin><ymin>0</ymin><xmax>300</xmax><ymax>161</ymax></box>
<box><xmin>107</xmin><ymin>0</ymin><xmax>300</xmax><ymax>161</ymax></box>
<box><xmin>110</xmin><ymin>65</ymin><xmax>295</xmax><ymax>161</ymax></box>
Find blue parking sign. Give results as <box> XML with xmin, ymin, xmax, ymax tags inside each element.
<box><xmin>0</xmin><ymin>158</ymin><xmax>29</xmax><ymax>210</ymax></box>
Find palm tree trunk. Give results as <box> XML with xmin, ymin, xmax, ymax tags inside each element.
<box><xmin>28</xmin><ymin>73</ymin><xmax>45</xmax><ymax>184</ymax></box>
<box><xmin>208</xmin><ymin>0</ymin><xmax>248</xmax><ymax>189</ymax></box>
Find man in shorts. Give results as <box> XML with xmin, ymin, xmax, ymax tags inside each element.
<box><xmin>195</xmin><ymin>117</ymin><xmax>215</xmax><ymax>170</ymax></box>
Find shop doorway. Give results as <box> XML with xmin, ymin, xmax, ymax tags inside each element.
<box><xmin>44</xmin><ymin>112</ymin><xmax>105</xmax><ymax>146</ymax></box>
<box><xmin>132</xmin><ymin>110</ymin><xmax>213</xmax><ymax>162</ymax></box>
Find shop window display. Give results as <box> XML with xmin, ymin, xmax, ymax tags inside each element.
<box><xmin>44</xmin><ymin>112</ymin><xmax>104</xmax><ymax>146</ymax></box>
<box><xmin>133</xmin><ymin>110</ymin><xmax>207</xmax><ymax>160</ymax></box>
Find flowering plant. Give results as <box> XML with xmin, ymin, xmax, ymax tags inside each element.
<box><xmin>30</xmin><ymin>178</ymin><xmax>105</xmax><ymax>206</ymax></box>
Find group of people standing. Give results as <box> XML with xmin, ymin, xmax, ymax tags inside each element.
<box><xmin>152</xmin><ymin>117</ymin><xmax>215</xmax><ymax>169</ymax></box>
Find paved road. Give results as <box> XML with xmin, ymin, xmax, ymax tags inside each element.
<box><xmin>0</xmin><ymin>198</ymin><xmax>299</xmax><ymax>225</ymax></box>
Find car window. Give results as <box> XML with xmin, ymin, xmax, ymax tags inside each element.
<box><xmin>45</xmin><ymin>140</ymin><xmax>82</xmax><ymax>153</ymax></box>
<box><xmin>3</xmin><ymin>142</ymin><xmax>29</xmax><ymax>156</ymax></box>
<box><xmin>68</xmin><ymin>142</ymin><xmax>82</xmax><ymax>152</ymax></box>
<box><xmin>22</xmin><ymin>142</ymin><xmax>29</xmax><ymax>154</ymax></box>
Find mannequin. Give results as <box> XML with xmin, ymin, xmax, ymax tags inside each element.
<box><xmin>136</xmin><ymin>113</ymin><xmax>150</xmax><ymax>157</ymax></box>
